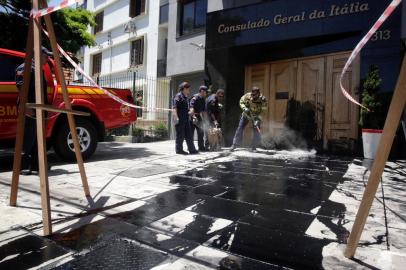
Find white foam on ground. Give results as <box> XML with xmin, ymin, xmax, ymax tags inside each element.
<box><xmin>230</xmin><ymin>148</ymin><xmax>317</xmax><ymax>160</ymax></box>
<box><xmin>322</xmin><ymin>242</ymin><xmax>401</xmax><ymax>269</ymax></box>
<box><xmin>343</xmin><ymin>163</ymin><xmax>367</xmax><ymax>181</ymax></box>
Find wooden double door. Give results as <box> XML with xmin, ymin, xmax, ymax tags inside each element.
<box><xmin>245</xmin><ymin>52</ymin><xmax>360</xmax><ymax>149</ymax></box>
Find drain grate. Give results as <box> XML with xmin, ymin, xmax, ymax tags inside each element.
<box><xmin>55</xmin><ymin>239</ymin><xmax>169</xmax><ymax>270</ymax></box>
<box><xmin>118</xmin><ymin>165</ymin><xmax>179</xmax><ymax>178</ymax></box>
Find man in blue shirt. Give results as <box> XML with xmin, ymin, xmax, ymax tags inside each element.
<box><xmin>173</xmin><ymin>82</ymin><xmax>198</xmax><ymax>155</ymax></box>
<box><xmin>205</xmin><ymin>89</ymin><xmax>224</xmax><ymax>149</ymax></box>
<box><xmin>206</xmin><ymin>89</ymin><xmax>225</xmax><ymax>128</ymax></box>
<box><xmin>189</xmin><ymin>85</ymin><xmax>208</xmax><ymax>151</ymax></box>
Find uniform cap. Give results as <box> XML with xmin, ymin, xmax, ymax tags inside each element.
<box><xmin>199</xmin><ymin>85</ymin><xmax>208</xmax><ymax>92</ymax></box>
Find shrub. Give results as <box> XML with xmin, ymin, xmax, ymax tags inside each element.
<box><xmin>107</xmin><ymin>125</ymin><xmax>130</xmax><ymax>136</ymax></box>
<box><xmin>153</xmin><ymin>122</ymin><xmax>168</xmax><ymax>140</ymax></box>
<box><xmin>359</xmin><ymin>65</ymin><xmax>384</xmax><ymax>129</ymax></box>
<box><xmin>132</xmin><ymin>126</ymin><xmax>144</xmax><ymax>137</ymax></box>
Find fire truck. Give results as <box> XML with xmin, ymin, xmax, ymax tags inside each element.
<box><xmin>0</xmin><ymin>48</ymin><xmax>136</xmax><ymax>161</ymax></box>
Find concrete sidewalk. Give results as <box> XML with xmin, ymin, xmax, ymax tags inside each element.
<box><xmin>0</xmin><ymin>141</ymin><xmax>405</xmax><ymax>269</ymax></box>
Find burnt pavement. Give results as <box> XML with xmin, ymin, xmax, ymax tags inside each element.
<box><xmin>0</xmin><ymin>141</ymin><xmax>405</xmax><ymax>269</ymax></box>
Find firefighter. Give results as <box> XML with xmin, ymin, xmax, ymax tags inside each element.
<box><xmin>173</xmin><ymin>82</ymin><xmax>198</xmax><ymax>155</ymax></box>
<box><xmin>15</xmin><ymin>46</ymin><xmax>52</xmax><ymax>175</ymax></box>
<box><xmin>231</xmin><ymin>86</ymin><xmax>267</xmax><ymax>152</ymax></box>
<box><xmin>189</xmin><ymin>85</ymin><xmax>208</xmax><ymax>151</ymax></box>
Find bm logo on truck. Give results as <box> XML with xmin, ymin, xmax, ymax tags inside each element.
<box><xmin>0</xmin><ymin>106</ymin><xmax>17</xmax><ymax>117</ymax></box>
<box><xmin>120</xmin><ymin>104</ymin><xmax>131</xmax><ymax>117</ymax></box>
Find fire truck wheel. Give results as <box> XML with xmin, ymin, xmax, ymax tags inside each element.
<box><xmin>54</xmin><ymin>117</ymin><xmax>98</xmax><ymax>161</ymax></box>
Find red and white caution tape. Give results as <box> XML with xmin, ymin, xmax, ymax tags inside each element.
<box><xmin>340</xmin><ymin>0</ymin><xmax>402</xmax><ymax>110</ymax></box>
<box><xmin>43</xmin><ymin>29</ymin><xmax>174</xmax><ymax>112</ymax></box>
<box><xmin>31</xmin><ymin>0</ymin><xmax>81</xmax><ymax>18</ymax></box>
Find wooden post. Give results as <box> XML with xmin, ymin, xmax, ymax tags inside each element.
<box><xmin>41</xmin><ymin>0</ymin><xmax>90</xmax><ymax>196</ymax></box>
<box><xmin>10</xmin><ymin>20</ymin><xmax>34</xmax><ymax>206</ymax></box>
<box><xmin>33</xmin><ymin>0</ymin><xmax>52</xmax><ymax>235</ymax></box>
<box><xmin>10</xmin><ymin>0</ymin><xmax>92</xmax><ymax>235</ymax></box>
<box><xmin>344</xmin><ymin>55</ymin><xmax>406</xmax><ymax>258</ymax></box>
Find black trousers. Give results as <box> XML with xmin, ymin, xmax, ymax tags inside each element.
<box><xmin>175</xmin><ymin>121</ymin><xmax>196</xmax><ymax>153</ymax></box>
<box><xmin>22</xmin><ymin>117</ymin><xmax>38</xmax><ymax>170</ymax></box>
<box><xmin>191</xmin><ymin>122</ymin><xmax>205</xmax><ymax>150</ymax></box>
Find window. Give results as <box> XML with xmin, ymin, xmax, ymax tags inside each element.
<box><xmin>159</xmin><ymin>3</ymin><xmax>169</xmax><ymax>24</ymax></box>
<box><xmin>179</xmin><ymin>0</ymin><xmax>207</xmax><ymax>36</ymax></box>
<box><xmin>130</xmin><ymin>37</ymin><xmax>144</xmax><ymax>67</ymax></box>
<box><xmin>92</xmin><ymin>53</ymin><xmax>102</xmax><ymax>76</ymax></box>
<box><xmin>94</xmin><ymin>11</ymin><xmax>104</xmax><ymax>34</ymax></box>
<box><xmin>129</xmin><ymin>0</ymin><xmax>146</xmax><ymax>18</ymax></box>
<box><xmin>0</xmin><ymin>54</ymin><xmax>23</xmax><ymax>82</ymax></box>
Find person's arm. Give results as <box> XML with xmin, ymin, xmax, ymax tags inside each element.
<box><xmin>189</xmin><ymin>96</ymin><xmax>196</xmax><ymax>115</ymax></box>
<box><xmin>239</xmin><ymin>95</ymin><xmax>247</xmax><ymax>111</ymax></box>
<box><xmin>240</xmin><ymin>94</ymin><xmax>251</xmax><ymax>118</ymax></box>
<box><xmin>208</xmin><ymin>100</ymin><xmax>217</xmax><ymax>122</ymax></box>
<box><xmin>172</xmin><ymin>96</ymin><xmax>179</xmax><ymax>123</ymax></box>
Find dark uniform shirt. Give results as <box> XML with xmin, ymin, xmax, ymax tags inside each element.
<box><xmin>189</xmin><ymin>94</ymin><xmax>206</xmax><ymax>114</ymax></box>
<box><xmin>206</xmin><ymin>94</ymin><xmax>221</xmax><ymax>121</ymax></box>
<box><xmin>15</xmin><ymin>62</ymin><xmax>48</xmax><ymax>104</ymax></box>
<box><xmin>173</xmin><ymin>92</ymin><xmax>189</xmax><ymax>122</ymax></box>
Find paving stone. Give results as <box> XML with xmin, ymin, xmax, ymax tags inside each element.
<box><xmin>0</xmin><ymin>233</ymin><xmax>69</xmax><ymax>270</ymax></box>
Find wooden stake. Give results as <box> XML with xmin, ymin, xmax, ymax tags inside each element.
<box><xmin>26</xmin><ymin>103</ymin><xmax>91</xmax><ymax>116</ymax></box>
<box><xmin>33</xmin><ymin>0</ymin><xmax>52</xmax><ymax>236</ymax></box>
<box><xmin>41</xmin><ymin>0</ymin><xmax>90</xmax><ymax>197</ymax></box>
<box><xmin>344</xmin><ymin>55</ymin><xmax>406</xmax><ymax>258</ymax></box>
<box><xmin>10</xmin><ymin>20</ymin><xmax>34</xmax><ymax>206</ymax></box>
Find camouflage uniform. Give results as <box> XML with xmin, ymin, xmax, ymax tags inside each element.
<box><xmin>239</xmin><ymin>92</ymin><xmax>267</xmax><ymax>121</ymax></box>
<box><xmin>232</xmin><ymin>92</ymin><xmax>267</xmax><ymax>149</ymax></box>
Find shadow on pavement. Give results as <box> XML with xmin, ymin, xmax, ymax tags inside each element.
<box><xmin>0</xmin><ymin>142</ymin><xmax>156</xmax><ymax>173</ymax></box>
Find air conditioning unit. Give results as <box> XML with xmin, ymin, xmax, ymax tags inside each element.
<box><xmin>124</xmin><ymin>20</ymin><xmax>137</xmax><ymax>34</ymax></box>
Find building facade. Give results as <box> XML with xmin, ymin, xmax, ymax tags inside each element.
<box><xmin>165</xmin><ymin>0</ymin><xmax>275</xmax><ymax>93</ymax></box>
<box><xmin>82</xmin><ymin>0</ymin><xmax>170</xmax><ymax>122</ymax></box>
<box><xmin>166</xmin><ymin>0</ymin><xmax>208</xmax><ymax>94</ymax></box>
<box><xmin>205</xmin><ymin>0</ymin><xmax>405</xmax><ymax>152</ymax></box>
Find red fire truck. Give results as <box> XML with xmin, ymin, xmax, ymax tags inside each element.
<box><xmin>0</xmin><ymin>48</ymin><xmax>136</xmax><ymax>161</ymax></box>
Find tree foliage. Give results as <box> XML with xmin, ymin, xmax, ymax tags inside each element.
<box><xmin>52</xmin><ymin>8</ymin><xmax>96</xmax><ymax>53</ymax></box>
<box><xmin>0</xmin><ymin>1</ymin><xmax>95</xmax><ymax>53</ymax></box>
<box><xmin>359</xmin><ymin>65</ymin><xmax>384</xmax><ymax>129</ymax></box>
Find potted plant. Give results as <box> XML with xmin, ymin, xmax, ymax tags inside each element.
<box><xmin>359</xmin><ymin>65</ymin><xmax>385</xmax><ymax>159</ymax></box>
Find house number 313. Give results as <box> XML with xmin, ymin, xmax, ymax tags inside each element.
<box><xmin>371</xmin><ymin>30</ymin><xmax>391</xmax><ymax>41</ymax></box>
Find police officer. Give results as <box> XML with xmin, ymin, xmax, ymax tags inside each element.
<box><xmin>15</xmin><ymin>46</ymin><xmax>52</xmax><ymax>175</ymax></box>
<box><xmin>205</xmin><ymin>89</ymin><xmax>225</xmax><ymax>128</ymax></box>
<box><xmin>205</xmin><ymin>89</ymin><xmax>224</xmax><ymax>150</ymax></box>
<box><xmin>173</xmin><ymin>82</ymin><xmax>198</xmax><ymax>155</ymax></box>
<box><xmin>231</xmin><ymin>86</ymin><xmax>267</xmax><ymax>152</ymax></box>
<box><xmin>189</xmin><ymin>85</ymin><xmax>208</xmax><ymax>151</ymax></box>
